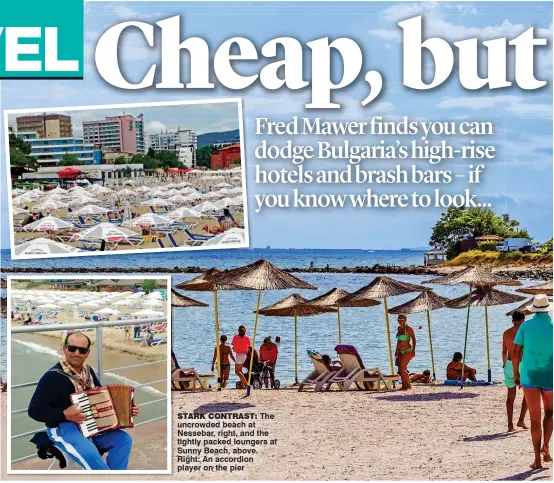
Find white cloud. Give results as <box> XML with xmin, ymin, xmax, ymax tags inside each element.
<box><xmin>145</xmin><ymin>121</ymin><xmax>168</xmax><ymax>134</ymax></box>
<box><xmin>370</xmin><ymin>2</ymin><xmax>551</xmax><ymax>44</ymax></box>
<box><xmin>112</xmin><ymin>6</ymin><xmax>139</xmax><ymax>20</ymax></box>
<box><xmin>437</xmin><ymin>95</ymin><xmax>552</xmax><ymax>119</ymax></box>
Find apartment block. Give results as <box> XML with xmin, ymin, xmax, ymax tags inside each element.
<box><xmin>82</xmin><ymin>114</ymin><xmax>146</xmax><ymax>155</ymax></box>
<box><xmin>16</xmin><ymin>114</ymin><xmax>73</xmax><ymax>139</ymax></box>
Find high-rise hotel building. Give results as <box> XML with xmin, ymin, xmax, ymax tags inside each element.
<box><xmin>83</xmin><ymin>114</ymin><xmax>146</xmax><ymax>155</ymax></box>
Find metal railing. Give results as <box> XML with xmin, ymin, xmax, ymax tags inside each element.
<box><xmin>10</xmin><ymin>317</ymin><xmax>169</xmax><ymax>466</ymax></box>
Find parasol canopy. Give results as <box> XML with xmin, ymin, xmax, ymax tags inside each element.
<box><xmin>339</xmin><ymin>276</ymin><xmax>426</xmax><ymax>305</ymax></box>
<box><xmin>171</xmin><ymin>289</ymin><xmax>208</xmax><ymax>307</ymax></box>
<box><xmin>388</xmin><ymin>290</ymin><xmax>451</xmax><ymax>314</ymax></box>
<box><xmin>506</xmin><ymin>298</ymin><xmax>534</xmax><ymax>316</ymax></box>
<box><xmin>201</xmin><ymin>228</ymin><xmax>247</xmax><ymax>247</ymax></box>
<box><xmin>14</xmin><ymin>238</ymin><xmax>81</xmax><ymax>256</ymax></box>
<box><xmin>424</xmin><ymin>266</ymin><xmax>522</xmax><ymax>287</ymax></box>
<box><xmin>23</xmin><ymin>215</ymin><xmax>74</xmax><ymax>232</ymax></box>
<box><xmin>72</xmin><ymin>223</ymin><xmax>139</xmax><ymax>242</ymax></box>
<box><xmin>516</xmin><ymin>281</ymin><xmax>553</xmax><ymax>296</ymax></box>
<box><xmin>447</xmin><ymin>287</ymin><xmax>527</xmax><ymax>309</ymax></box>
<box><xmin>122</xmin><ymin>213</ymin><xmax>173</xmax><ymax>227</ymax></box>
<box><xmin>73</xmin><ymin>205</ymin><xmax>111</xmax><ymax>216</ymax></box>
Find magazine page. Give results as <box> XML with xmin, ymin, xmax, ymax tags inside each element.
<box><xmin>0</xmin><ymin>0</ymin><xmax>553</xmax><ymax>481</ymax></box>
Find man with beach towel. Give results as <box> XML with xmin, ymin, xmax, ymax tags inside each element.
<box><xmin>502</xmin><ymin>310</ymin><xmax>528</xmax><ymax>432</ymax></box>
<box><xmin>513</xmin><ymin>294</ymin><xmax>553</xmax><ymax>469</ymax></box>
<box><xmin>28</xmin><ymin>332</ymin><xmax>140</xmax><ymax>470</ymax></box>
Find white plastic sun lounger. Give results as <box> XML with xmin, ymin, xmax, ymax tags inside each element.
<box><xmin>298</xmin><ymin>354</ymin><xmax>336</xmax><ymax>392</ymax></box>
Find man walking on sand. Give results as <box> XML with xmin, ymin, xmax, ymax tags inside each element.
<box><xmin>503</xmin><ymin>310</ymin><xmax>528</xmax><ymax>432</ymax></box>
<box><xmin>513</xmin><ymin>294</ymin><xmax>553</xmax><ymax>469</ymax></box>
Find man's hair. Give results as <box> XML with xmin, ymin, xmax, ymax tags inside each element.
<box><xmin>512</xmin><ymin>310</ymin><xmax>525</xmax><ymax>322</ymax></box>
<box><xmin>423</xmin><ymin>369</ymin><xmax>431</xmax><ymax>376</ymax></box>
<box><xmin>64</xmin><ymin>332</ymin><xmax>92</xmax><ymax>349</ymax></box>
<box><xmin>220</xmin><ymin>334</ymin><xmax>227</xmax><ymax>343</ymax></box>
<box><xmin>453</xmin><ymin>351</ymin><xmax>463</xmax><ymax>362</ymax></box>
<box><xmin>238</xmin><ymin>325</ymin><xmax>246</xmax><ymax>331</ymax></box>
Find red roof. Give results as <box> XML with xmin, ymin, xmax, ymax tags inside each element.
<box><xmin>57</xmin><ymin>167</ymin><xmax>83</xmax><ymax>179</ymax></box>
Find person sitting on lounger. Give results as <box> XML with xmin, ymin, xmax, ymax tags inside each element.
<box><xmin>410</xmin><ymin>369</ymin><xmax>432</xmax><ymax>383</ymax></box>
<box><xmin>211</xmin><ymin>335</ymin><xmax>235</xmax><ymax>388</ymax></box>
<box><xmin>202</xmin><ymin>223</ymin><xmax>225</xmax><ymax>235</ymax></box>
<box><xmin>222</xmin><ymin>208</ymin><xmax>241</xmax><ymax>229</ymax></box>
<box><xmin>22</xmin><ymin>313</ymin><xmax>32</xmax><ymax>325</ymax></box>
<box><xmin>321</xmin><ymin>354</ymin><xmax>342</xmax><ymax>372</ymax></box>
<box><xmin>141</xmin><ymin>330</ymin><xmax>154</xmax><ymax>347</ymax></box>
<box><xmin>447</xmin><ymin>352</ymin><xmax>477</xmax><ymax>381</ymax></box>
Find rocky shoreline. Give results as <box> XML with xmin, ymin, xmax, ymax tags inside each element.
<box><xmin>1</xmin><ymin>264</ymin><xmax>551</xmax><ymax>280</ymax></box>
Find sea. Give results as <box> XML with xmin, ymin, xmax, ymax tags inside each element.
<box><xmin>1</xmin><ymin>247</ymin><xmax>544</xmax><ymax>460</ymax></box>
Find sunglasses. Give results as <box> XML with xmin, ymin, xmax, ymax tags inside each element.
<box><xmin>66</xmin><ymin>345</ymin><xmax>89</xmax><ymax>355</ymax></box>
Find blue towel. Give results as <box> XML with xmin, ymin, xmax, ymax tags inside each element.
<box><xmin>443</xmin><ymin>379</ymin><xmax>497</xmax><ymax>386</ymax></box>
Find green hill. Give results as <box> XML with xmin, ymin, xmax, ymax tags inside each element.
<box><xmin>198</xmin><ymin>129</ymin><xmax>240</xmax><ymax>147</ymax></box>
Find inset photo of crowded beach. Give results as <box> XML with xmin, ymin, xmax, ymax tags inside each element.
<box><xmin>5</xmin><ymin>99</ymin><xmax>247</xmax><ymax>259</ymax></box>
<box><xmin>6</xmin><ymin>276</ymin><xmax>171</xmax><ymax>474</ymax></box>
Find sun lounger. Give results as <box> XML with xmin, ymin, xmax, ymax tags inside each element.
<box><xmin>167</xmin><ymin>233</ymin><xmax>179</xmax><ymax>248</ymax></box>
<box><xmin>183</xmin><ymin>229</ymin><xmax>214</xmax><ymax>246</ymax></box>
<box><xmin>171</xmin><ymin>351</ymin><xmax>214</xmax><ymax>391</ymax></box>
<box><xmin>150</xmin><ymin>337</ymin><xmax>167</xmax><ymax>346</ymax></box>
<box><xmin>157</xmin><ymin>238</ymin><xmax>166</xmax><ymax>249</ymax></box>
<box><xmin>325</xmin><ymin>345</ymin><xmax>399</xmax><ymax>391</ymax></box>
<box><xmin>298</xmin><ymin>351</ymin><xmax>336</xmax><ymax>392</ymax></box>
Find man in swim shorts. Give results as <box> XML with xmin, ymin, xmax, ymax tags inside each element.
<box><xmin>502</xmin><ymin>310</ymin><xmax>528</xmax><ymax>432</ymax></box>
<box><xmin>513</xmin><ymin>294</ymin><xmax>553</xmax><ymax>469</ymax></box>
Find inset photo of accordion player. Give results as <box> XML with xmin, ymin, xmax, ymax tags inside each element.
<box><xmin>6</xmin><ymin>276</ymin><xmax>171</xmax><ymax>474</ymax></box>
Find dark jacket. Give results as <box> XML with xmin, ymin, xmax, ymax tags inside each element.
<box><xmin>28</xmin><ymin>362</ymin><xmax>101</xmax><ymax>428</ymax></box>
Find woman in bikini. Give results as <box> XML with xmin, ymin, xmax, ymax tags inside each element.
<box><xmin>211</xmin><ymin>335</ymin><xmax>235</xmax><ymax>388</ymax></box>
<box><xmin>394</xmin><ymin>314</ymin><xmax>416</xmax><ymax>390</ymax></box>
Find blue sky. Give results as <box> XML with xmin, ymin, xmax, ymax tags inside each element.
<box><xmin>1</xmin><ymin>1</ymin><xmax>552</xmax><ymax>250</ymax></box>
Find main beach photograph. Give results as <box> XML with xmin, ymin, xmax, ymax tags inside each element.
<box><xmin>5</xmin><ymin>100</ymin><xmax>247</xmax><ymax>259</ymax></box>
<box><xmin>5</xmin><ymin>276</ymin><xmax>171</xmax><ymax>473</ymax></box>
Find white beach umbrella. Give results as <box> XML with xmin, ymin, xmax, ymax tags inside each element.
<box><xmin>49</xmin><ymin>186</ymin><xmax>68</xmax><ymax>194</ymax></box>
<box><xmin>57</xmin><ymin>300</ymin><xmax>75</xmax><ymax>306</ymax></box>
<box><xmin>73</xmin><ymin>204</ymin><xmax>111</xmax><ymax>215</ymax></box>
<box><xmin>69</xmin><ymin>194</ymin><xmax>99</xmax><ymax>206</ymax></box>
<box><xmin>43</xmin><ymin>193</ymin><xmax>68</xmax><ymax>201</ymax></box>
<box><xmin>166</xmin><ymin>194</ymin><xmax>190</xmax><ymax>205</ymax></box>
<box><xmin>166</xmin><ymin>207</ymin><xmax>203</xmax><ymax>219</ymax></box>
<box><xmin>214</xmin><ymin>197</ymin><xmax>241</xmax><ymax>208</ymax></box>
<box><xmin>194</xmin><ymin>201</ymin><xmax>222</xmax><ymax>213</ymax></box>
<box><xmin>72</xmin><ymin>223</ymin><xmax>140</xmax><ymax>242</ymax></box>
<box><xmin>78</xmin><ymin>302</ymin><xmax>101</xmax><ymax>308</ymax></box>
<box><xmin>94</xmin><ymin>307</ymin><xmax>120</xmax><ymax>315</ymax></box>
<box><xmin>117</xmin><ymin>188</ymin><xmax>137</xmax><ymax>197</ymax></box>
<box><xmin>23</xmin><ymin>215</ymin><xmax>74</xmax><ymax>232</ymax></box>
<box><xmin>214</xmin><ymin>182</ymin><xmax>233</xmax><ymax>189</ymax></box>
<box><xmin>201</xmin><ymin>228</ymin><xmax>247</xmax><ymax>247</ymax></box>
<box><xmin>143</xmin><ymin>299</ymin><xmax>163</xmax><ymax>307</ymax></box>
<box><xmin>12</xmin><ymin>206</ymin><xmax>28</xmax><ymax>215</ymax></box>
<box><xmin>112</xmin><ymin>299</ymin><xmax>133</xmax><ymax>307</ymax></box>
<box><xmin>14</xmin><ymin>238</ymin><xmax>81</xmax><ymax>256</ymax></box>
<box><xmin>12</xmin><ymin>188</ymin><xmax>27</xmax><ymax>196</ymax></box>
<box><xmin>146</xmin><ymin>291</ymin><xmax>163</xmax><ymax>299</ymax></box>
<box><xmin>135</xmin><ymin>186</ymin><xmax>152</xmax><ymax>194</ymax></box>
<box><xmin>11</xmin><ymin>194</ymin><xmax>36</xmax><ymax>205</ymax></box>
<box><xmin>122</xmin><ymin>213</ymin><xmax>173</xmax><ymax>227</ymax></box>
<box><xmin>133</xmin><ymin>309</ymin><xmax>165</xmax><ymax>317</ymax></box>
<box><xmin>31</xmin><ymin>199</ymin><xmax>68</xmax><ymax>212</ymax></box>
<box><xmin>37</xmin><ymin>303</ymin><xmax>60</xmax><ymax>310</ymax></box>
<box><xmin>140</xmin><ymin>198</ymin><xmax>174</xmax><ymax>207</ymax></box>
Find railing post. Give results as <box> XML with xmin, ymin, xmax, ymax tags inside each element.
<box><xmin>96</xmin><ymin>326</ymin><xmax>103</xmax><ymax>380</ymax></box>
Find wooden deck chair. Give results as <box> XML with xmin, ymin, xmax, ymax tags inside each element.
<box><xmin>298</xmin><ymin>352</ymin><xmax>335</xmax><ymax>392</ymax></box>
<box><xmin>324</xmin><ymin>345</ymin><xmax>396</xmax><ymax>392</ymax></box>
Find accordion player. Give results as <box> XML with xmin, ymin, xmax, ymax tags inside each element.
<box><xmin>28</xmin><ymin>332</ymin><xmax>140</xmax><ymax>471</ymax></box>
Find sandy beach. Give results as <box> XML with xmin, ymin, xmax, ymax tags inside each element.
<box><xmin>2</xmin><ymin>384</ymin><xmax>552</xmax><ymax>480</ymax></box>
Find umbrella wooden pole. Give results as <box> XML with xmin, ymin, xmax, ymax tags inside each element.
<box><xmin>460</xmin><ymin>284</ymin><xmax>472</xmax><ymax>388</ymax></box>
<box><xmin>337</xmin><ymin>306</ymin><xmax>342</xmax><ymax>345</ymax></box>
<box><xmin>485</xmin><ymin>304</ymin><xmax>491</xmax><ymax>383</ymax></box>
<box><xmin>294</xmin><ymin>314</ymin><xmax>298</xmax><ymax>384</ymax></box>
<box><xmin>383</xmin><ymin>296</ymin><xmax>394</xmax><ymax>375</ymax></box>
<box><xmin>247</xmin><ymin>289</ymin><xmax>262</xmax><ymax>394</ymax></box>
<box><xmin>213</xmin><ymin>290</ymin><xmax>221</xmax><ymax>391</ymax></box>
<box><xmin>426</xmin><ymin>310</ymin><xmax>436</xmax><ymax>381</ymax></box>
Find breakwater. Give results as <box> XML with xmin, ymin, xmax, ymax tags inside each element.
<box><xmin>1</xmin><ymin>264</ymin><xmax>551</xmax><ymax>280</ymax></box>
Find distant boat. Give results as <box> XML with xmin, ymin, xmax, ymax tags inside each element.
<box><xmin>266</xmin><ymin>246</ymin><xmax>271</xmax><ymax>250</ymax></box>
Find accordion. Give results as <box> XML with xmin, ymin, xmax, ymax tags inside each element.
<box><xmin>70</xmin><ymin>384</ymin><xmax>134</xmax><ymax>437</ymax></box>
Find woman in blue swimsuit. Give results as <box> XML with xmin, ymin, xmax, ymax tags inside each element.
<box><xmin>395</xmin><ymin>314</ymin><xmax>416</xmax><ymax>390</ymax></box>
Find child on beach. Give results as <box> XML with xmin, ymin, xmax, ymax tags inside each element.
<box><xmin>124</xmin><ymin>325</ymin><xmax>132</xmax><ymax>343</ymax></box>
<box><xmin>502</xmin><ymin>310</ymin><xmax>528</xmax><ymax>432</ymax></box>
<box><xmin>211</xmin><ymin>335</ymin><xmax>235</xmax><ymax>388</ymax></box>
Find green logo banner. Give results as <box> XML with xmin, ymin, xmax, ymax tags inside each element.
<box><xmin>0</xmin><ymin>0</ymin><xmax>83</xmax><ymax>79</ymax></box>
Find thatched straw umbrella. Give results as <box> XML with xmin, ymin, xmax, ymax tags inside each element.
<box><xmin>171</xmin><ymin>289</ymin><xmax>208</xmax><ymax>308</ymax></box>
<box><xmin>338</xmin><ymin>276</ymin><xmax>426</xmax><ymax>374</ymax></box>
<box><xmin>388</xmin><ymin>290</ymin><xmax>451</xmax><ymax>381</ymax></box>
<box><xmin>516</xmin><ymin>281</ymin><xmax>553</xmax><ymax>296</ymax></box>
<box><xmin>175</xmin><ymin>269</ymin><xmax>243</xmax><ymax>391</ymax></box>
<box><xmin>214</xmin><ymin>259</ymin><xmax>317</xmax><ymax>393</ymax></box>
<box><xmin>258</xmin><ymin>294</ymin><xmax>337</xmax><ymax>384</ymax></box>
<box><xmin>425</xmin><ymin>267</ymin><xmax>521</xmax><ymax>383</ymax></box>
<box><xmin>506</xmin><ymin>298</ymin><xmax>533</xmax><ymax>317</ymax></box>
<box><xmin>302</xmin><ymin>288</ymin><xmax>358</xmax><ymax>344</ymax></box>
